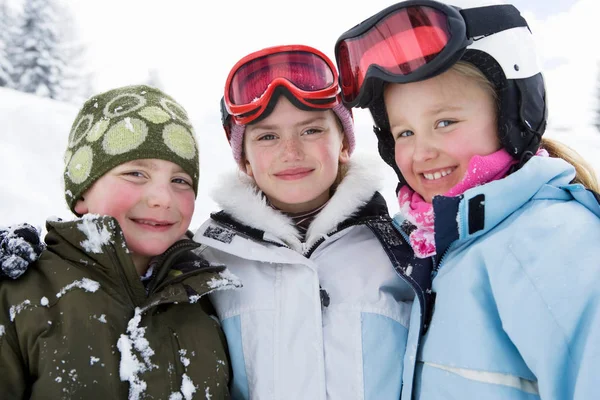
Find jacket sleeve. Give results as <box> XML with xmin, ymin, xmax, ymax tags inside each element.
<box><xmin>0</xmin><ymin>315</ymin><xmax>27</xmax><ymax>397</ymax></box>
<box><xmin>491</xmin><ymin>204</ymin><xmax>600</xmax><ymax>400</ymax></box>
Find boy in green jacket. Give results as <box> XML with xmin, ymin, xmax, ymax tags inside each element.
<box><xmin>0</xmin><ymin>85</ymin><xmax>239</xmax><ymax>399</ymax></box>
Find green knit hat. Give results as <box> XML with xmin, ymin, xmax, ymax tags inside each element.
<box><xmin>63</xmin><ymin>84</ymin><xmax>199</xmax><ymax>214</ymax></box>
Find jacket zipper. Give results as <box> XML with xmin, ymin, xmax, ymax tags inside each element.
<box><xmin>147</xmin><ymin>241</ymin><xmax>230</xmax><ymax>296</ymax></box>
<box><xmin>303</xmin><ymin>216</ymin><xmax>386</xmax><ymax>258</ymax></box>
<box><xmin>145</xmin><ymin>241</ymin><xmax>201</xmax><ymax>295</ymax></box>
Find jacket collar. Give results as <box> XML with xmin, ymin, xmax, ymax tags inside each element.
<box><xmin>45</xmin><ymin>215</ymin><xmax>241</xmax><ymax>306</ymax></box>
<box><xmin>210</xmin><ymin>155</ymin><xmax>385</xmax><ymax>251</ymax></box>
<box><xmin>45</xmin><ymin>215</ymin><xmax>148</xmax><ymax>302</ymax></box>
<box><xmin>394</xmin><ymin>156</ymin><xmax>582</xmax><ymax>256</ymax></box>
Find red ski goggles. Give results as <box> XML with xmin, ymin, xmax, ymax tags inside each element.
<box><xmin>334</xmin><ymin>0</ymin><xmax>526</xmax><ymax>108</ymax></box>
<box><xmin>222</xmin><ymin>45</ymin><xmax>341</xmax><ymax>129</ymax></box>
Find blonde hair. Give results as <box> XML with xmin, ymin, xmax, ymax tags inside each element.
<box><xmin>451</xmin><ymin>61</ymin><xmax>599</xmax><ymax>191</ymax></box>
<box><xmin>541</xmin><ymin>138</ymin><xmax>599</xmax><ymax>191</ymax></box>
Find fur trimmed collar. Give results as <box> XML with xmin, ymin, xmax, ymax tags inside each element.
<box><xmin>210</xmin><ymin>155</ymin><xmax>384</xmax><ymax>252</ymax></box>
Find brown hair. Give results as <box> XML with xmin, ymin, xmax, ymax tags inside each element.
<box><xmin>452</xmin><ymin>61</ymin><xmax>599</xmax><ymax>191</ymax></box>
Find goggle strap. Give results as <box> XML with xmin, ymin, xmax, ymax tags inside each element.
<box><xmin>462</xmin><ymin>5</ymin><xmax>529</xmax><ymax>38</ymax></box>
<box><xmin>220</xmin><ymin>96</ymin><xmax>230</xmax><ymax>127</ymax></box>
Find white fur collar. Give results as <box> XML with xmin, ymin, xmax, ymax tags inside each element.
<box><xmin>210</xmin><ymin>155</ymin><xmax>384</xmax><ymax>252</ymax></box>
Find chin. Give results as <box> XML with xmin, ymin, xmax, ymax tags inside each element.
<box><xmin>130</xmin><ymin>242</ymin><xmax>170</xmax><ymax>258</ymax></box>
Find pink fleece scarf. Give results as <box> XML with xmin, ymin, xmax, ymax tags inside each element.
<box><xmin>398</xmin><ymin>148</ymin><xmax>548</xmax><ymax>258</ymax></box>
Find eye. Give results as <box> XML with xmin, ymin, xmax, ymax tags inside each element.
<box><xmin>396</xmin><ymin>130</ymin><xmax>414</xmax><ymax>139</ymax></box>
<box><xmin>257</xmin><ymin>133</ymin><xmax>277</xmax><ymax>141</ymax></box>
<box><xmin>436</xmin><ymin>120</ymin><xmax>455</xmax><ymax>128</ymax></box>
<box><xmin>124</xmin><ymin>171</ymin><xmax>145</xmax><ymax>178</ymax></box>
<box><xmin>172</xmin><ymin>177</ymin><xmax>192</xmax><ymax>186</ymax></box>
<box><xmin>303</xmin><ymin>128</ymin><xmax>323</xmax><ymax>135</ymax></box>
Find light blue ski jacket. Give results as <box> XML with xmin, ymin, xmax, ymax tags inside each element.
<box><xmin>396</xmin><ymin>156</ymin><xmax>600</xmax><ymax>400</ymax></box>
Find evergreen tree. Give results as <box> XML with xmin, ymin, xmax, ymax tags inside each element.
<box><xmin>0</xmin><ymin>0</ymin><xmax>16</xmax><ymax>88</ymax></box>
<box><xmin>10</xmin><ymin>0</ymin><xmax>84</xmax><ymax>101</ymax></box>
<box><xmin>54</xmin><ymin>9</ymin><xmax>92</xmax><ymax>103</ymax></box>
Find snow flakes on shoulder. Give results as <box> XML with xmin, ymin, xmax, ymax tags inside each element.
<box><xmin>0</xmin><ymin>324</ymin><xmax>5</xmax><ymax>337</ymax></box>
<box><xmin>189</xmin><ymin>269</ymin><xmax>242</xmax><ymax>304</ymax></box>
<box><xmin>77</xmin><ymin>215</ymin><xmax>113</xmax><ymax>253</ymax></box>
<box><xmin>207</xmin><ymin>269</ymin><xmax>242</xmax><ymax>290</ymax></box>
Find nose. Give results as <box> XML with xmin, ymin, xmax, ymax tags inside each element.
<box><xmin>412</xmin><ymin>132</ymin><xmax>438</xmax><ymax>163</ymax></box>
<box><xmin>280</xmin><ymin>135</ymin><xmax>304</xmax><ymax>162</ymax></box>
<box><xmin>145</xmin><ymin>182</ymin><xmax>172</xmax><ymax>209</ymax></box>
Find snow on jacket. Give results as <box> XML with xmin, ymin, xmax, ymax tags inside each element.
<box><xmin>395</xmin><ymin>156</ymin><xmax>600</xmax><ymax>400</ymax></box>
<box><xmin>0</xmin><ymin>215</ymin><xmax>240</xmax><ymax>400</ymax></box>
<box><xmin>193</xmin><ymin>157</ymin><xmax>422</xmax><ymax>400</ymax></box>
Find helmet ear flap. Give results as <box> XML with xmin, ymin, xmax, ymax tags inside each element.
<box><xmin>498</xmin><ymin>73</ymin><xmax>547</xmax><ymax>163</ymax></box>
<box><xmin>461</xmin><ymin>49</ymin><xmax>547</xmax><ymax>166</ymax></box>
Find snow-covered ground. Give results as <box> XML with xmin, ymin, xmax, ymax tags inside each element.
<box><xmin>1</xmin><ymin>86</ymin><xmax>599</xmax><ymax>231</ymax></box>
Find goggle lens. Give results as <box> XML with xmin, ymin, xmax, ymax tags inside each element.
<box><xmin>229</xmin><ymin>51</ymin><xmax>335</xmax><ymax>106</ymax></box>
<box><xmin>337</xmin><ymin>6</ymin><xmax>452</xmax><ymax>104</ymax></box>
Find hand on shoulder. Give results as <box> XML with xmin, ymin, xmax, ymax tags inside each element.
<box><xmin>0</xmin><ymin>223</ymin><xmax>44</xmax><ymax>280</ymax></box>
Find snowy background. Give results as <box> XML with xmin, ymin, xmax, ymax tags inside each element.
<box><xmin>1</xmin><ymin>0</ymin><xmax>599</xmax><ymax>232</ymax></box>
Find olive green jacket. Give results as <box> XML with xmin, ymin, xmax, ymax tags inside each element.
<box><xmin>0</xmin><ymin>216</ymin><xmax>240</xmax><ymax>399</ymax></box>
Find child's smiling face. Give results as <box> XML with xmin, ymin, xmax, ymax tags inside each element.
<box><xmin>74</xmin><ymin>158</ymin><xmax>195</xmax><ymax>273</ymax></box>
<box><xmin>385</xmin><ymin>66</ymin><xmax>500</xmax><ymax>202</ymax></box>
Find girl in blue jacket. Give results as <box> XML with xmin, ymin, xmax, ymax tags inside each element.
<box><xmin>334</xmin><ymin>1</ymin><xmax>600</xmax><ymax>399</ymax></box>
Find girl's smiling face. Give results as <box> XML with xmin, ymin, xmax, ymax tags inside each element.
<box><xmin>385</xmin><ymin>66</ymin><xmax>501</xmax><ymax>202</ymax></box>
<box><xmin>243</xmin><ymin>96</ymin><xmax>350</xmax><ymax>213</ymax></box>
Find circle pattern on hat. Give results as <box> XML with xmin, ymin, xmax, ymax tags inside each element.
<box><xmin>69</xmin><ymin>114</ymin><xmax>94</xmax><ymax>148</ymax></box>
<box><xmin>104</xmin><ymin>93</ymin><xmax>147</xmax><ymax>118</ymax></box>
<box><xmin>67</xmin><ymin>146</ymin><xmax>93</xmax><ymax>184</ymax></box>
<box><xmin>103</xmin><ymin>117</ymin><xmax>149</xmax><ymax>155</ymax></box>
<box><xmin>139</xmin><ymin>106</ymin><xmax>171</xmax><ymax>124</ymax></box>
<box><xmin>163</xmin><ymin>123</ymin><xmax>197</xmax><ymax>160</ymax></box>
<box><xmin>160</xmin><ymin>97</ymin><xmax>190</xmax><ymax>125</ymax></box>
<box><xmin>87</xmin><ymin>118</ymin><xmax>110</xmax><ymax>142</ymax></box>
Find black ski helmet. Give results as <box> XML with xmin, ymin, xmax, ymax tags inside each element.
<box><xmin>360</xmin><ymin>1</ymin><xmax>548</xmax><ymax>183</ymax></box>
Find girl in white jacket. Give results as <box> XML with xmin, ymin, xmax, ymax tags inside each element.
<box><xmin>193</xmin><ymin>45</ymin><xmax>423</xmax><ymax>400</ymax></box>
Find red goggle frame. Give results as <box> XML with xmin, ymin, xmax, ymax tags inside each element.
<box><xmin>222</xmin><ymin>45</ymin><xmax>341</xmax><ymax>129</ymax></box>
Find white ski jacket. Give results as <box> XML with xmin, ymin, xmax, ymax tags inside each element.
<box><xmin>193</xmin><ymin>158</ymin><xmax>417</xmax><ymax>400</ymax></box>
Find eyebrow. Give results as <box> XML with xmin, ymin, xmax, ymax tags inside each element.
<box><xmin>249</xmin><ymin>116</ymin><xmax>329</xmax><ymax>132</ymax></box>
<box><xmin>128</xmin><ymin>160</ymin><xmax>186</xmax><ymax>174</ymax></box>
<box><xmin>129</xmin><ymin>160</ymin><xmax>156</xmax><ymax>169</ymax></box>
<box><xmin>426</xmin><ymin>105</ymin><xmax>464</xmax><ymax>116</ymax></box>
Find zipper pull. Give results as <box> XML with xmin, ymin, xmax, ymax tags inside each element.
<box><xmin>301</xmin><ymin>242</ymin><xmax>308</xmax><ymax>255</ymax></box>
<box><xmin>319</xmin><ymin>286</ymin><xmax>330</xmax><ymax>308</ymax></box>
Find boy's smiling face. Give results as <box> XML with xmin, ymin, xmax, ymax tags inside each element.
<box><xmin>74</xmin><ymin>159</ymin><xmax>195</xmax><ymax>273</ymax></box>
